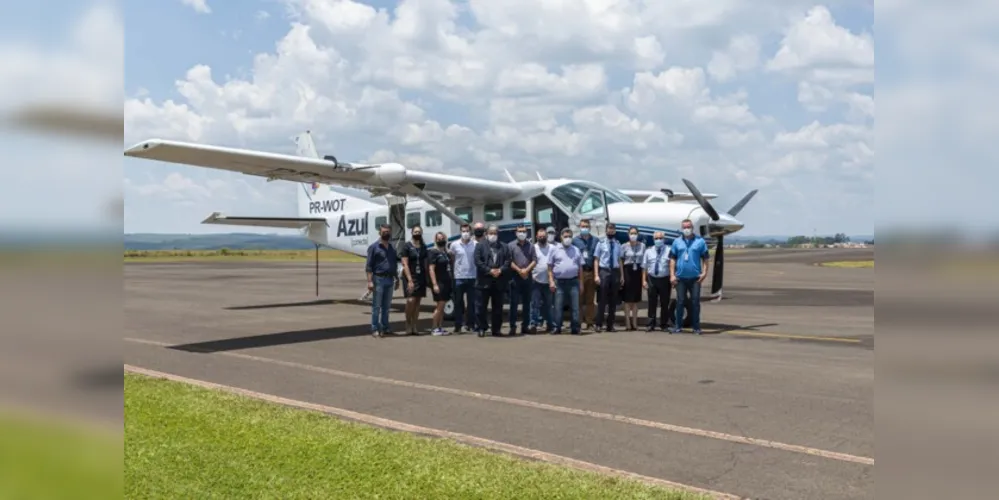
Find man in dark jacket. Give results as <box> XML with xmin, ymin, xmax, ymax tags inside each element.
<box><xmin>474</xmin><ymin>224</ymin><xmax>510</xmax><ymax>337</ymax></box>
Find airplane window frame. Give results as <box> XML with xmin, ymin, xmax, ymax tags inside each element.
<box><xmin>455</xmin><ymin>206</ymin><xmax>473</xmax><ymax>223</ymax></box>
<box><xmin>511</xmin><ymin>200</ymin><xmax>527</xmax><ymax>220</ymax></box>
<box><xmin>406</xmin><ymin>212</ymin><xmax>422</xmax><ymax>229</ymax></box>
<box><xmin>425</xmin><ymin>210</ymin><xmax>443</xmax><ymax>227</ymax></box>
<box><xmin>483</xmin><ymin>203</ymin><xmax>504</xmax><ymax>222</ymax></box>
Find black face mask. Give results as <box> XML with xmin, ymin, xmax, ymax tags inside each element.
<box><xmin>436</xmin><ymin>240</ymin><xmax>446</xmax><ymax>246</ymax></box>
<box><xmin>412</xmin><ymin>233</ymin><xmax>422</xmax><ymax>241</ymax></box>
<box><xmin>473</xmin><ymin>229</ymin><xmax>485</xmax><ymax>237</ymax></box>
<box><xmin>380</xmin><ymin>233</ymin><xmax>390</xmax><ymax>241</ymax></box>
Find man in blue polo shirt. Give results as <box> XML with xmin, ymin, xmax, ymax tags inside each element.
<box><xmin>669</xmin><ymin>219</ymin><xmax>709</xmax><ymax>335</ymax></box>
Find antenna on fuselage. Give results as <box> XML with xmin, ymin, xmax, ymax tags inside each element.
<box><xmin>503</xmin><ymin>169</ymin><xmax>517</xmax><ymax>183</ymax></box>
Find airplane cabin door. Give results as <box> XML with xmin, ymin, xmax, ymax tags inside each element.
<box><xmin>570</xmin><ymin>189</ymin><xmax>610</xmax><ymax>236</ymax></box>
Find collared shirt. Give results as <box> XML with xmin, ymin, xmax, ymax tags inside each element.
<box><xmin>622</xmin><ymin>241</ymin><xmax>645</xmax><ymax>271</ymax></box>
<box><xmin>572</xmin><ymin>234</ymin><xmax>597</xmax><ymax>269</ymax></box>
<box><xmin>548</xmin><ymin>244</ymin><xmax>583</xmax><ymax>280</ymax></box>
<box><xmin>670</xmin><ymin>235</ymin><xmax>710</xmax><ymax>279</ymax></box>
<box><xmin>448</xmin><ymin>238</ymin><xmax>477</xmax><ymax>279</ymax></box>
<box><xmin>594</xmin><ymin>237</ymin><xmax>621</xmax><ymax>269</ymax></box>
<box><xmin>533</xmin><ymin>242</ymin><xmax>555</xmax><ymax>283</ymax></box>
<box><xmin>508</xmin><ymin>239</ymin><xmax>536</xmax><ymax>271</ymax></box>
<box><xmin>643</xmin><ymin>244</ymin><xmax>669</xmax><ymax>278</ymax></box>
<box><xmin>366</xmin><ymin>240</ymin><xmax>397</xmax><ymax>276</ymax></box>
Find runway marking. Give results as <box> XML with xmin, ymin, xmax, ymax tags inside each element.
<box><xmin>720</xmin><ymin>330</ymin><xmax>863</xmax><ymax>343</ymax></box>
<box><xmin>125</xmin><ymin>364</ymin><xmax>742</xmax><ymax>500</ymax></box>
<box><xmin>125</xmin><ymin>337</ymin><xmax>874</xmax><ymax>466</ymax></box>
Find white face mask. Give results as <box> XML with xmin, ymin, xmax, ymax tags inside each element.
<box><xmin>682</xmin><ymin>227</ymin><xmax>693</xmax><ymax>237</ymax></box>
<box><xmin>629</xmin><ymin>234</ymin><xmax>638</xmax><ymax>242</ymax></box>
<box><xmin>516</xmin><ymin>232</ymin><xmax>527</xmax><ymax>241</ymax></box>
<box><xmin>487</xmin><ymin>234</ymin><xmax>498</xmax><ymax>243</ymax></box>
<box><xmin>460</xmin><ymin>231</ymin><xmax>470</xmax><ymax>240</ymax></box>
<box><xmin>547</xmin><ymin>233</ymin><xmax>555</xmax><ymax>243</ymax></box>
<box><xmin>562</xmin><ymin>237</ymin><xmax>572</xmax><ymax>246</ymax></box>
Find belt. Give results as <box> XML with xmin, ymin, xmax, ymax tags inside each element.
<box><xmin>374</xmin><ymin>272</ymin><xmax>394</xmax><ymax>278</ymax></box>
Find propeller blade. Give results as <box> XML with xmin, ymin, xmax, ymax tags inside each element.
<box><xmin>711</xmin><ymin>236</ymin><xmax>724</xmax><ymax>297</ymax></box>
<box><xmin>681</xmin><ymin>178</ymin><xmax>720</xmax><ymax>220</ymax></box>
<box><xmin>727</xmin><ymin>189</ymin><xmax>758</xmax><ymax>217</ymax></box>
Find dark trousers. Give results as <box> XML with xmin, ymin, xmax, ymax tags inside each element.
<box><xmin>508</xmin><ymin>275</ymin><xmax>533</xmax><ymax>331</ymax></box>
<box><xmin>596</xmin><ymin>268</ymin><xmax>620</xmax><ymax>329</ymax></box>
<box><xmin>647</xmin><ymin>276</ymin><xmax>671</xmax><ymax>328</ymax></box>
<box><xmin>453</xmin><ymin>278</ymin><xmax>477</xmax><ymax>331</ymax></box>
<box><xmin>477</xmin><ymin>283</ymin><xmax>504</xmax><ymax>335</ymax></box>
<box><xmin>674</xmin><ymin>278</ymin><xmax>702</xmax><ymax>330</ymax></box>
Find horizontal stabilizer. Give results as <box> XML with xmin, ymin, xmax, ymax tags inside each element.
<box><xmin>201</xmin><ymin>213</ymin><xmax>328</xmax><ymax>229</ymax></box>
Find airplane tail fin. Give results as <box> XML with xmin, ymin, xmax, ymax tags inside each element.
<box><xmin>293</xmin><ymin>131</ymin><xmax>381</xmax><ymax>219</ymax></box>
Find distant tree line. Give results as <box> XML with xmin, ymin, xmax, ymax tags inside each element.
<box><xmin>735</xmin><ymin>233</ymin><xmax>872</xmax><ymax>248</ymax></box>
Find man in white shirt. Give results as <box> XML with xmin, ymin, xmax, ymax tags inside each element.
<box><xmin>530</xmin><ymin>226</ymin><xmax>557</xmax><ymax>333</ymax></box>
<box><xmin>448</xmin><ymin>222</ymin><xmax>478</xmax><ymax>334</ymax></box>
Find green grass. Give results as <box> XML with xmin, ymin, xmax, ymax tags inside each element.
<box><xmin>818</xmin><ymin>260</ymin><xmax>874</xmax><ymax>268</ymax></box>
<box><xmin>125</xmin><ymin>373</ymin><xmax>704</xmax><ymax>500</ymax></box>
<box><xmin>0</xmin><ymin>411</ymin><xmax>121</xmax><ymax>499</ymax></box>
<box><xmin>124</xmin><ymin>249</ymin><xmax>363</xmax><ymax>263</ymax></box>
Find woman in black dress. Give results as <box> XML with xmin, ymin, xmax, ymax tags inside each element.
<box><xmin>621</xmin><ymin>226</ymin><xmax>646</xmax><ymax>330</ymax></box>
<box><xmin>401</xmin><ymin>225</ymin><xmax>429</xmax><ymax>335</ymax></box>
<box><xmin>428</xmin><ymin>231</ymin><xmax>453</xmax><ymax>336</ymax></box>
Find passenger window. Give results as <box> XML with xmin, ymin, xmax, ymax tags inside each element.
<box><xmin>455</xmin><ymin>206</ymin><xmax>473</xmax><ymax>223</ymax></box>
<box><xmin>375</xmin><ymin>216</ymin><xmax>387</xmax><ymax>228</ymax></box>
<box><xmin>425</xmin><ymin>210</ymin><xmax>442</xmax><ymax>227</ymax></box>
<box><xmin>406</xmin><ymin>212</ymin><xmax>421</xmax><ymax>228</ymax></box>
<box><xmin>511</xmin><ymin>201</ymin><xmax>527</xmax><ymax>220</ymax></box>
<box><xmin>484</xmin><ymin>203</ymin><xmax>504</xmax><ymax>221</ymax></box>
<box><xmin>536</xmin><ymin>207</ymin><xmax>553</xmax><ymax>225</ymax></box>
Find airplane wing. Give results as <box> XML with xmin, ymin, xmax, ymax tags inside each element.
<box><xmin>125</xmin><ymin>138</ymin><xmax>522</xmax><ymax>203</ymax></box>
<box><xmin>201</xmin><ymin>213</ymin><xmax>330</xmax><ymax>244</ymax></box>
<box><xmin>620</xmin><ymin>189</ymin><xmax>718</xmax><ymax>203</ymax></box>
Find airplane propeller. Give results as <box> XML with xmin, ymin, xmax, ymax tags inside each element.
<box><xmin>680</xmin><ymin>178</ymin><xmax>757</xmax><ymax>299</ymax></box>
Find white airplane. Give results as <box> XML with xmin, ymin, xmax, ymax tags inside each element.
<box><xmin>123</xmin><ymin>131</ymin><xmax>756</xmax><ymax>321</ymax></box>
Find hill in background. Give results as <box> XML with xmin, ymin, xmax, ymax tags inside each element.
<box><xmin>124</xmin><ymin>233</ymin><xmax>317</xmax><ymax>250</ymax></box>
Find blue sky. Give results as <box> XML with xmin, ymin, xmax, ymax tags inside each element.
<box><xmin>115</xmin><ymin>0</ymin><xmax>879</xmax><ymax>237</ymax></box>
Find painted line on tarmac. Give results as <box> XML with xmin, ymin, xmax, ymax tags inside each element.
<box><xmin>720</xmin><ymin>330</ymin><xmax>862</xmax><ymax>343</ymax></box>
<box><xmin>125</xmin><ymin>337</ymin><xmax>874</xmax><ymax>466</ymax></box>
<box><xmin>125</xmin><ymin>364</ymin><xmax>742</xmax><ymax>500</ymax></box>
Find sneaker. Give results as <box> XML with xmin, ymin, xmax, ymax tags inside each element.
<box><xmin>694</xmin><ymin>328</ymin><xmax>703</xmax><ymax>335</ymax></box>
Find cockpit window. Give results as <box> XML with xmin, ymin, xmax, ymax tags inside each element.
<box><xmin>551</xmin><ymin>181</ymin><xmax>631</xmax><ymax>213</ymax></box>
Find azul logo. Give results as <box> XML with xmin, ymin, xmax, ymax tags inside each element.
<box><xmin>337</xmin><ymin>212</ymin><xmax>368</xmax><ymax>237</ymax></box>
<box><xmin>308</xmin><ymin>197</ymin><xmax>347</xmax><ymax>214</ymax></box>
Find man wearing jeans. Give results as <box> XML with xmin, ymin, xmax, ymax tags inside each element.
<box><xmin>548</xmin><ymin>228</ymin><xmax>584</xmax><ymax>335</ymax></box>
<box><xmin>669</xmin><ymin>219</ymin><xmax>709</xmax><ymax>335</ymax></box>
<box><xmin>366</xmin><ymin>224</ymin><xmax>398</xmax><ymax>337</ymax></box>
<box><xmin>507</xmin><ymin>224</ymin><xmax>536</xmax><ymax>335</ymax></box>
<box><xmin>448</xmin><ymin>222</ymin><xmax>478</xmax><ymax>334</ymax></box>
<box><xmin>530</xmin><ymin>226</ymin><xmax>556</xmax><ymax>333</ymax></box>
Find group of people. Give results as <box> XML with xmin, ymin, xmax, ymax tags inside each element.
<box><xmin>364</xmin><ymin>218</ymin><xmax>710</xmax><ymax>338</ymax></box>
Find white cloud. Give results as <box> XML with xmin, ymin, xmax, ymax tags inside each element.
<box><xmin>123</xmin><ymin>0</ymin><xmax>878</xmax><ymax>235</ymax></box>
<box><xmin>181</xmin><ymin>0</ymin><xmax>211</xmax><ymax>14</ymax></box>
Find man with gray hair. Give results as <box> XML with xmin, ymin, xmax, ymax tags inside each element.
<box><xmin>473</xmin><ymin>223</ymin><xmax>510</xmax><ymax>337</ymax></box>
<box><xmin>642</xmin><ymin>230</ymin><xmax>672</xmax><ymax>331</ymax></box>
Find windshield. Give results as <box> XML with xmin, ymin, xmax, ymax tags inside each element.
<box><xmin>550</xmin><ymin>181</ymin><xmax>632</xmax><ymax>213</ymax></box>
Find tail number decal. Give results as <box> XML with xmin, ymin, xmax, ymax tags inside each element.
<box><xmin>309</xmin><ymin>198</ymin><xmax>347</xmax><ymax>214</ymax></box>
<box><xmin>337</xmin><ymin>212</ymin><xmax>368</xmax><ymax>237</ymax></box>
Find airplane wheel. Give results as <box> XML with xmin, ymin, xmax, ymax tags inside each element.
<box><xmin>443</xmin><ymin>299</ymin><xmax>455</xmax><ymax>321</ymax></box>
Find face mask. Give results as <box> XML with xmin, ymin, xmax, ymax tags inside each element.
<box><xmin>436</xmin><ymin>240</ymin><xmax>446</xmax><ymax>247</ymax></box>
<box><xmin>474</xmin><ymin>228</ymin><xmax>485</xmax><ymax>237</ymax></box>
<box><xmin>607</xmin><ymin>232</ymin><xmax>616</xmax><ymax>238</ymax></box>
<box><xmin>682</xmin><ymin>228</ymin><xmax>693</xmax><ymax>237</ymax></box>
<box><xmin>460</xmin><ymin>231</ymin><xmax>470</xmax><ymax>240</ymax></box>
<box><xmin>516</xmin><ymin>232</ymin><xmax>527</xmax><ymax>241</ymax></box>
<box><xmin>547</xmin><ymin>233</ymin><xmax>555</xmax><ymax>243</ymax></box>
<box><xmin>562</xmin><ymin>237</ymin><xmax>572</xmax><ymax>246</ymax></box>
<box><xmin>412</xmin><ymin>233</ymin><xmax>422</xmax><ymax>241</ymax></box>
<box><xmin>537</xmin><ymin>235</ymin><xmax>547</xmax><ymax>244</ymax></box>
<box><xmin>487</xmin><ymin>234</ymin><xmax>497</xmax><ymax>243</ymax></box>
<box><xmin>629</xmin><ymin>234</ymin><xmax>638</xmax><ymax>242</ymax></box>
<box><xmin>380</xmin><ymin>233</ymin><xmax>390</xmax><ymax>241</ymax></box>
<box><xmin>654</xmin><ymin>239</ymin><xmax>664</xmax><ymax>247</ymax></box>
<box><xmin>580</xmin><ymin>228</ymin><xmax>590</xmax><ymax>235</ymax></box>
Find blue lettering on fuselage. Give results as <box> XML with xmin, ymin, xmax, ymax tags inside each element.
<box><xmin>337</xmin><ymin>212</ymin><xmax>368</xmax><ymax>237</ymax></box>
